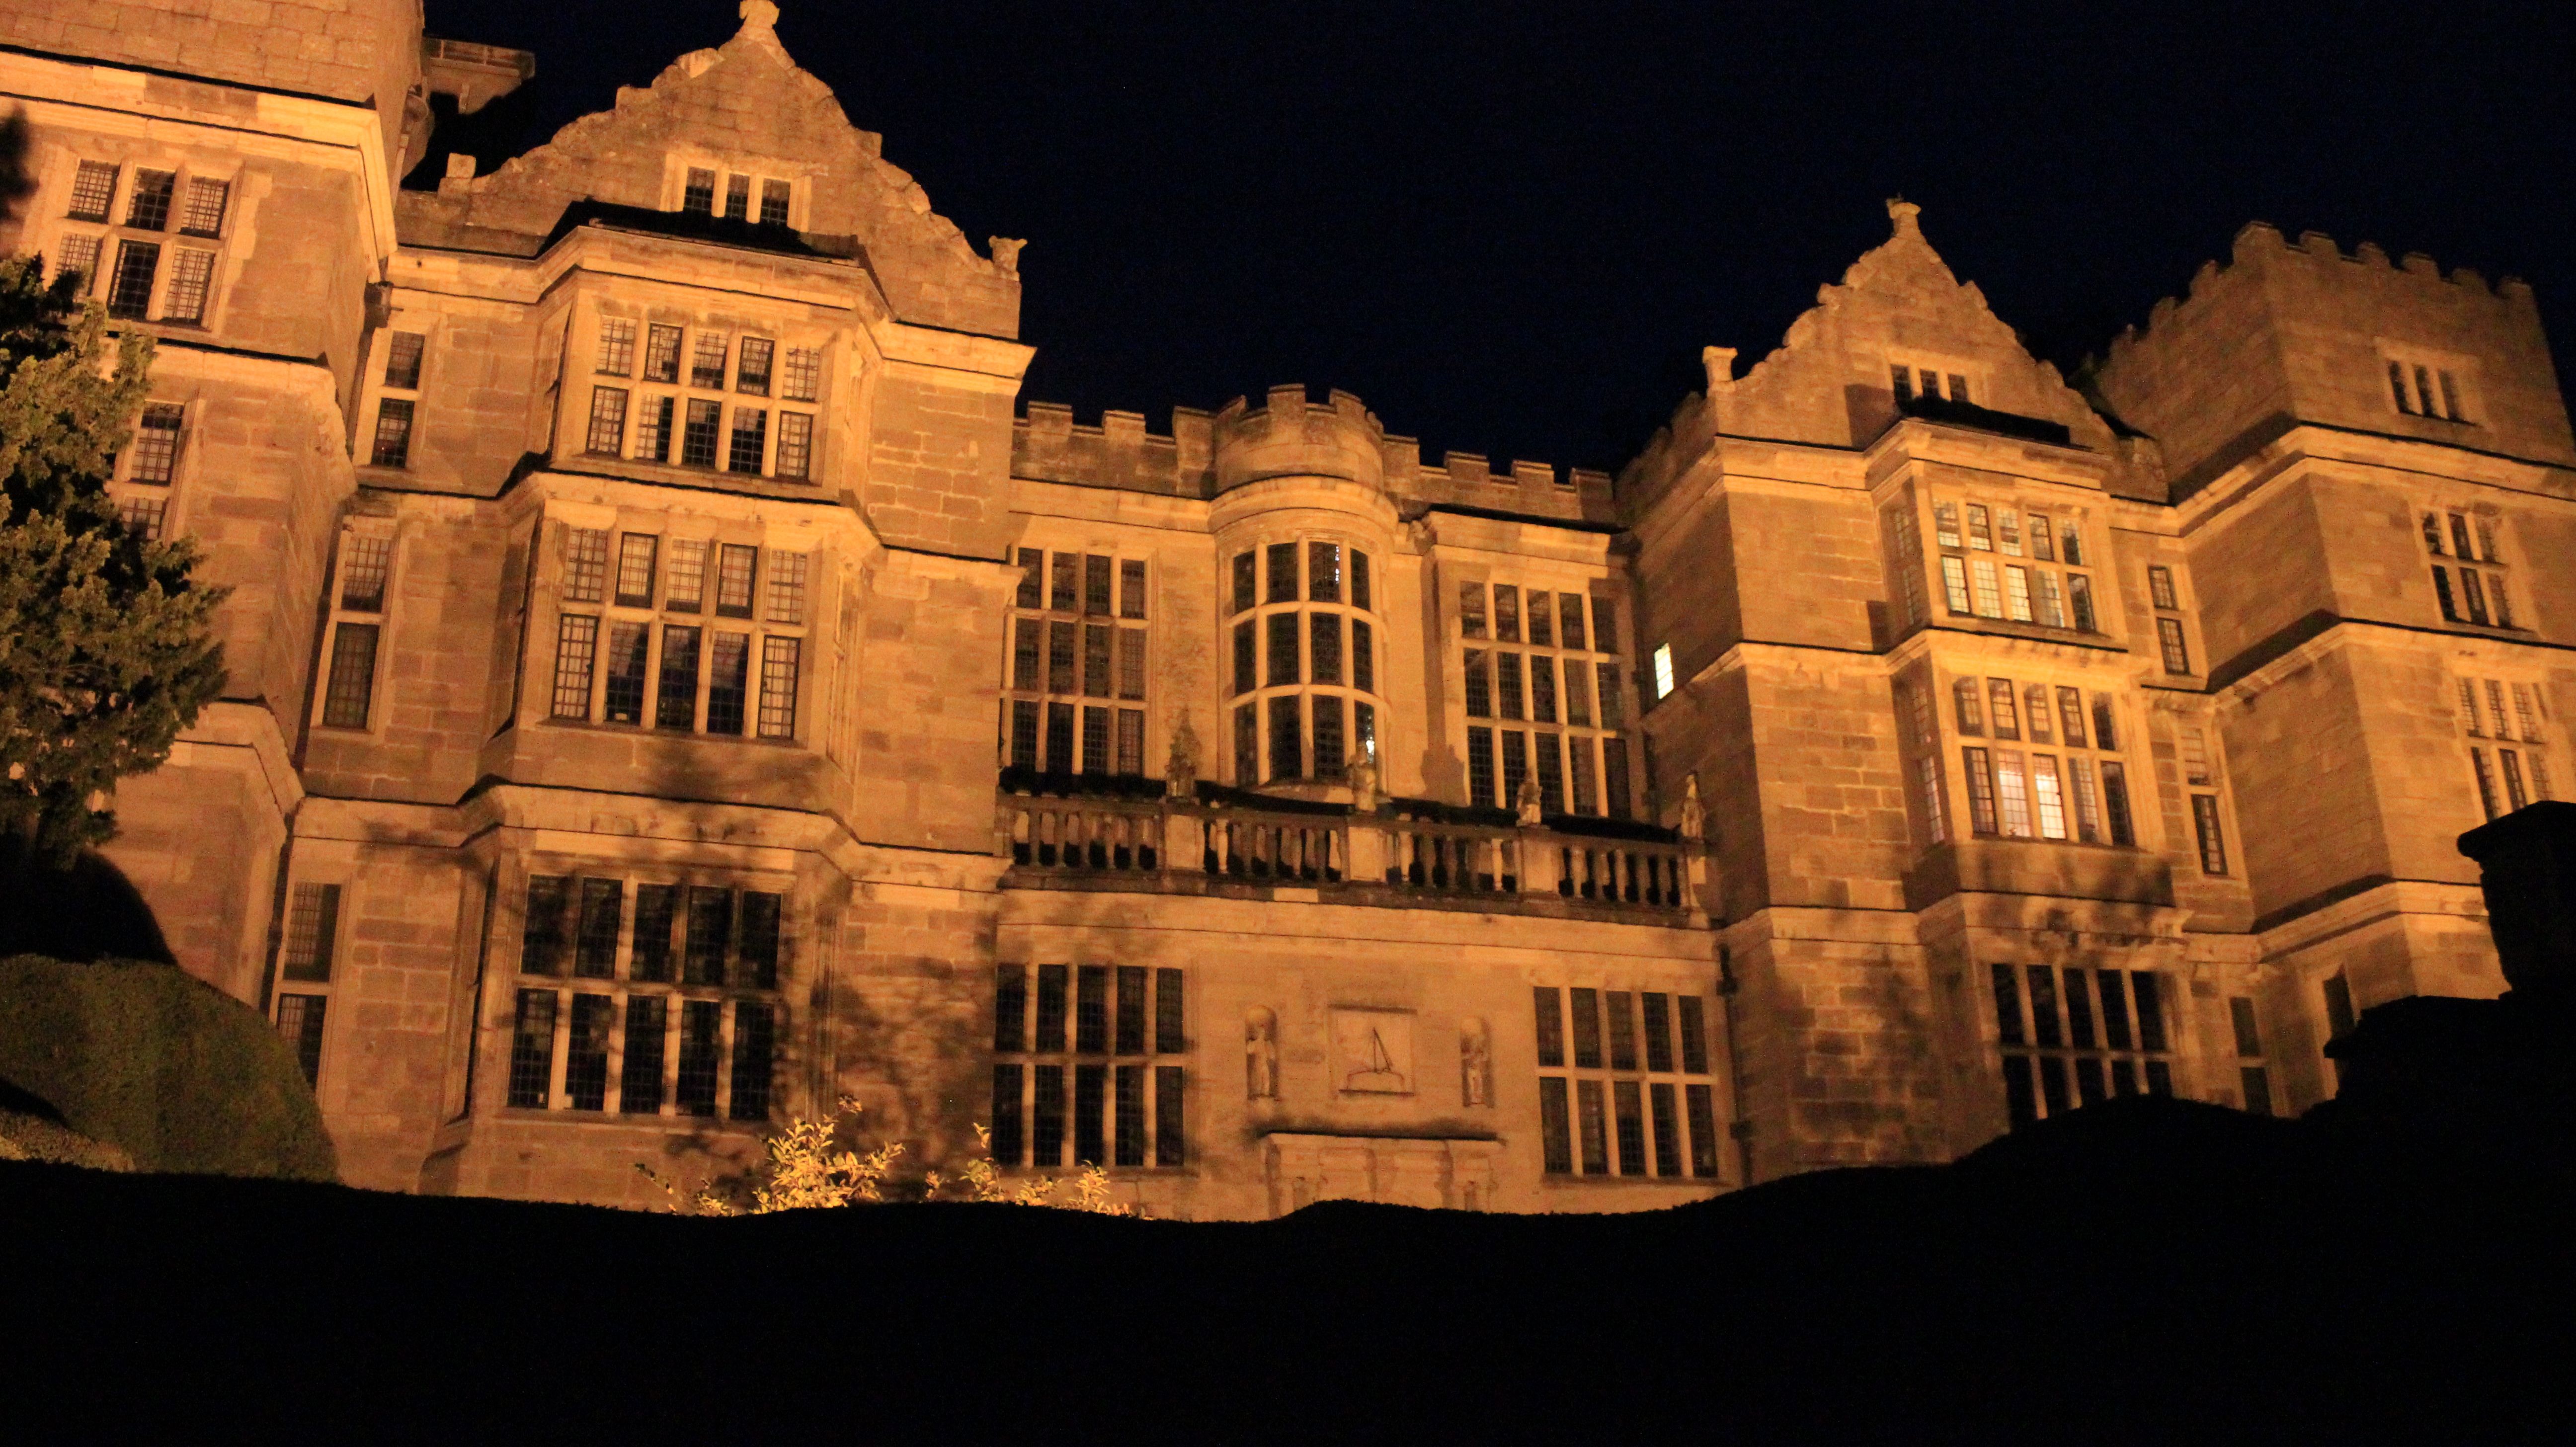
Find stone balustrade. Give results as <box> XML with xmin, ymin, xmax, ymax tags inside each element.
<box><xmin>998</xmin><ymin>781</ymin><xmax>1705</xmax><ymax>917</ymax></box>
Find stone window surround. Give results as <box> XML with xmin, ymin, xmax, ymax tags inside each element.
<box><xmin>355</xmin><ymin>320</ymin><xmax>433</xmax><ymax>474</ymax></box>
<box><xmin>2457</xmin><ymin>671</ymin><xmax>2557</xmax><ymax>818</ymax></box>
<box><xmin>497</xmin><ymin>863</ymin><xmax>793</xmax><ymax>1124</ymax></box>
<box><xmin>988</xmin><ymin>962</ymin><xmax>1188</xmax><ymax>1173</ymax></box>
<box><xmin>1530</xmin><ymin>983</ymin><xmax>1721</xmax><ymax>1182</ymax></box>
<box><xmin>1003</xmin><ymin>543</ymin><xmax>1152</xmax><ymax>778</ymax></box>
<box><xmin>2148</xmin><ymin>702</ymin><xmax>2240</xmax><ymax>878</ymax></box>
<box><xmin>577</xmin><ymin>304</ymin><xmax>827</xmax><ymax>484</ymax></box>
<box><xmin>1229</xmin><ymin>531</ymin><xmax>1383</xmax><ymax>789</ymax></box>
<box><xmin>30</xmin><ymin>145</ymin><xmax>242</xmax><ymax>330</ymax></box>
<box><xmin>1923</xmin><ymin>491</ymin><xmax>2099</xmax><ymax>635</ymax></box>
<box><xmin>537</xmin><ymin>510</ymin><xmax>815</xmax><ymax>745</ymax></box>
<box><xmin>105</xmin><ymin>396</ymin><xmax>196</xmax><ymax>542</ymax></box>
<box><xmin>1449</xmin><ymin>567</ymin><xmax>1630</xmax><ymax>817</ymax></box>
<box><xmin>2420</xmin><ymin>502</ymin><xmax>2518</xmax><ymax>632</ymax></box>
<box><xmin>1987</xmin><ymin>961</ymin><xmax>2181</xmax><ymax>1130</ymax></box>
<box><xmin>1941</xmin><ymin>664</ymin><xmax>2137</xmax><ymax>848</ymax></box>
<box><xmin>311</xmin><ymin>518</ymin><xmax>402</xmax><ymax>736</ymax></box>
<box><xmin>1885</xmin><ymin>351</ymin><xmax>1987</xmax><ymax>407</ymax></box>
<box><xmin>659</xmin><ymin>150</ymin><xmax>814</xmax><ymax>231</ymax></box>
<box><xmin>266</xmin><ymin>875</ymin><xmax>352</xmax><ymax>1098</ymax></box>
<box><xmin>2376</xmin><ymin>342</ymin><xmax>2478</xmax><ymax>425</ymax></box>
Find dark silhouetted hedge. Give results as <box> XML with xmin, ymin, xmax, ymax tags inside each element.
<box><xmin>0</xmin><ymin>955</ymin><xmax>335</xmax><ymax>1180</ymax></box>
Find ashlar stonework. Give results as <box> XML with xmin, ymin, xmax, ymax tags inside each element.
<box><xmin>3</xmin><ymin>0</ymin><xmax>2566</xmax><ymax>1214</ymax></box>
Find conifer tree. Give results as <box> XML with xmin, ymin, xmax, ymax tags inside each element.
<box><xmin>0</xmin><ymin>253</ymin><xmax>227</xmax><ymax>868</ymax></box>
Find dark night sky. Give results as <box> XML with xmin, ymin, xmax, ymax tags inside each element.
<box><xmin>419</xmin><ymin>0</ymin><xmax>2576</xmax><ymax>475</ymax></box>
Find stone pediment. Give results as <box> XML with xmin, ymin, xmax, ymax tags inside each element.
<box><xmin>401</xmin><ymin>2</ymin><xmax>1019</xmax><ymax>337</ymax></box>
<box><xmin>1710</xmin><ymin>200</ymin><xmax>2113</xmax><ymax>455</ymax></box>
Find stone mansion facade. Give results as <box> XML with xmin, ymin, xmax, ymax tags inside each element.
<box><xmin>3</xmin><ymin>1</ymin><xmax>2567</xmax><ymax>1213</ymax></box>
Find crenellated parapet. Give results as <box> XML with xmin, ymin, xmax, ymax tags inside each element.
<box><xmin>1013</xmin><ymin>384</ymin><xmax>1615</xmax><ymax>525</ymax></box>
<box><xmin>2091</xmin><ymin>222</ymin><xmax>2574</xmax><ymax>495</ymax></box>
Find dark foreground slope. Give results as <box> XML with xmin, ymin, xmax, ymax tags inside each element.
<box><xmin>5</xmin><ymin>1095</ymin><xmax>2569</xmax><ymax>1444</ymax></box>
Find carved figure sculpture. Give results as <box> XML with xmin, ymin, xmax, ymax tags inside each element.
<box><xmin>1459</xmin><ymin>1017</ymin><xmax>1492</xmax><ymax>1107</ymax></box>
<box><xmin>1679</xmin><ymin>772</ymin><xmax>1706</xmax><ymax>841</ymax></box>
<box><xmin>989</xmin><ymin>236</ymin><xmax>1027</xmax><ymax>276</ymax></box>
<box><xmin>1347</xmin><ymin>753</ymin><xmax>1379</xmax><ymax>812</ymax></box>
<box><xmin>1246</xmin><ymin>1007</ymin><xmax>1279</xmax><ymax>1100</ymax></box>
<box><xmin>1515</xmin><ymin>774</ymin><xmax>1543</xmax><ymax>827</ymax></box>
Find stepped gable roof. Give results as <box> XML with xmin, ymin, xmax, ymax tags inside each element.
<box><xmin>397</xmin><ymin>2</ymin><xmax>1020</xmax><ymax>338</ymax></box>
<box><xmin>1715</xmin><ymin>200</ymin><xmax>2116</xmax><ymax>456</ymax></box>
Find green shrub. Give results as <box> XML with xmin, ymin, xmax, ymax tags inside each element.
<box><xmin>0</xmin><ymin>954</ymin><xmax>335</xmax><ymax>1180</ymax></box>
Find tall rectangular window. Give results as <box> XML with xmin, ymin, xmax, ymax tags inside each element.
<box><xmin>586</xmin><ymin>387</ymin><xmax>630</xmax><ymax>455</ymax></box>
<box><xmin>280</xmin><ymin>883</ymin><xmax>341</xmax><ymax>982</ymax></box>
<box><xmin>716</xmin><ymin>545</ymin><xmax>758</xmax><ymax>617</ymax></box>
<box><xmin>1073</xmin><ymin>1063</ymin><xmax>1107</xmax><ymax>1166</ymax></box>
<box><xmin>1533</xmin><ymin>986</ymin><xmax>1566</xmax><ymax>1068</ymax></box>
<box><xmin>614</xmin><ymin>533</ymin><xmax>659</xmax><ymax>608</ymax></box>
<box><xmin>675</xmin><ymin>1000</ymin><xmax>723</xmax><ymax>1117</ymax></box>
<box><xmin>620</xmin><ymin>996</ymin><xmax>667</xmax><ymax>1114</ymax></box>
<box><xmin>2191</xmin><ymin>794</ymin><xmax>2228</xmax><ymax>875</ymax></box>
<box><xmin>774</xmin><ymin>412</ymin><xmax>813</xmax><ymax>480</ymax></box>
<box><xmin>107</xmin><ymin>239</ymin><xmax>160</xmax><ymax>319</ymax></box>
<box><xmin>1539</xmin><ymin>1077</ymin><xmax>1573</xmax><ymax>1174</ymax></box>
<box><xmin>1268</xmin><ymin>612</ymin><xmax>1300</xmax><ymax>686</ymax></box>
<box><xmin>384</xmin><ymin>331</ymin><xmax>426</xmax><ymax>389</ymax></box>
<box><xmin>68</xmin><ymin>161</ymin><xmax>119</xmax><ymax>222</ymax></box>
<box><xmin>369</xmin><ymin>399</ymin><xmax>415</xmax><ymax>468</ymax></box>
<box><xmin>735</xmin><ymin>337</ymin><xmax>774</xmax><ymax>396</ymax></box>
<box><xmin>644</xmin><ymin>323</ymin><xmax>684</xmax><ymax>383</ymax></box>
<box><xmin>596</xmin><ymin>318</ymin><xmax>637</xmax><ymax>375</ymax></box>
<box><xmin>161</xmin><ymin>247</ymin><xmax>215</xmax><ymax>323</ymax></box>
<box><xmin>706</xmin><ymin>632</ymin><xmax>750</xmax><ymax>735</ymax></box>
<box><xmin>1268</xmin><ymin>695</ymin><xmax>1302</xmax><ymax>780</ymax></box>
<box><xmin>663</xmin><ymin>540</ymin><xmax>707</xmax><ymax>613</ymax></box>
<box><xmin>2156</xmin><ymin>618</ymin><xmax>2192</xmax><ymax>675</ymax></box>
<box><xmin>1962</xmin><ymin>746</ymin><xmax>1997</xmax><ymax>835</ymax></box>
<box><xmin>1310</xmin><ymin>612</ymin><xmax>1342</xmax><ymax>685</ymax></box>
<box><xmin>726</xmin><ymin>408</ymin><xmax>768</xmax><ymax>475</ymax></box>
<box><xmin>780</xmin><ymin>346</ymin><xmax>822</xmax><ymax>402</ymax></box>
<box><xmin>1466</xmin><ymin>725</ymin><xmax>1496</xmax><ymax>807</ymax></box>
<box><xmin>1154</xmin><ymin>1065</ymin><xmax>1185</xmax><ymax>1167</ymax></box>
<box><xmin>729</xmin><ymin>1002</ymin><xmax>775</xmax><ymax>1121</ymax></box>
<box><xmin>1351</xmin><ymin>551</ymin><xmax>1372</xmax><ymax>611</ymax></box>
<box><xmin>636</xmin><ymin>396</ymin><xmax>676</xmax><ymax>463</ymax></box>
<box><xmin>1268</xmin><ymin>542</ymin><xmax>1298</xmax><ymax>603</ymax></box>
<box><xmin>757</xmin><ymin>637</ymin><xmax>801</xmax><ymax>739</ymax></box>
<box><xmin>574</xmin><ymin>878</ymin><xmax>623</xmax><ymax>978</ymax></box>
<box><xmin>1312</xmin><ymin>694</ymin><xmax>1346</xmax><ymax>778</ymax></box>
<box><xmin>547</xmin><ymin>615</ymin><xmax>595</xmax><ymax>721</ymax></box>
<box><xmin>1463</xmin><ymin>649</ymin><xmax>1491</xmax><ymax>717</ymax></box>
<box><xmin>1308</xmin><ymin>541</ymin><xmax>1342</xmax><ymax>602</ymax></box>
<box><xmin>565</xmin><ymin>995</ymin><xmax>614</xmax><ymax>1111</ymax></box>
<box><xmin>681</xmin><ymin>399</ymin><xmax>722</xmax><ymax>467</ymax></box>
<box><xmin>320</xmin><ymin>623</ymin><xmax>380</xmax><ymax>729</ymax></box>
<box><xmin>2068</xmin><ymin>574</ymin><xmax>2096</xmax><ymax>632</ymax></box>
<box><xmin>631</xmin><ymin>885</ymin><xmax>679</xmax><ymax>983</ymax></box>
<box><xmin>602</xmin><ymin>624</ymin><xmax>648</xmax><ymax>725</ymax></box>
<box><xmin>691</xmin><ymin>333</ymin><xmax>730</xmax><ymax>390</ymax></box>
<box><xmin>656</xmin><ymin>625</ymin><xmax>701</xmax><ymax>729</ymax></box>
<box><xmin>1458</xmin><ymin>581</ymin><xmax>1488</xmax><ymax>637</ymax></box>
<box><xmin>684</xmin><ymin>886</ymin><xmax>733</xmax><ymax>986</ymax></box>
<box><xmin>507</xmin><ymin>990</ymin><xmax>557</xmax><ymax>1109</ymax></box>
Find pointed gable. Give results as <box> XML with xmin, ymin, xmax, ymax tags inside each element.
<box><xmin>398</xmin><ymin>2</ymin><xmax>1019</xmax><ymax>337</ymax></box>
<box><xmin>1708</xmin><ymin>200</ymin><xmax>2111</xmax><ymax>453</ymax></box>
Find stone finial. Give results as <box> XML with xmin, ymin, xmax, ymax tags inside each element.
<box><xmin>1886</xmin><ymin>196</ymin><xmax>1922</xmax><ymax>235</ymax></box>
<box><xmin>989</xmin><ymin>237</ymin><xmax>1026</xmax><ymax>275</ymax></box>
<box><xmin>1701</xmin><ymin>345</ymin><xmax>1737</xmax><ymax>397</ymax></box>
<box><xmin>739</xmin><ymin>0</ymin><xmax>781</xmax><ymax>31</ymax></box>
<box><xmin>439</xmin><ymin>154</ymin><xmax>477</xmax><ymax>195</ymax></box>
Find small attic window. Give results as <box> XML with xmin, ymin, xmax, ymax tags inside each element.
<box><xmin>1890</xmin><ymin>361</ymin><xmax>1972</xmax><ymax>407</ymax></box>
<box><xmin>759</xmin><ymin>180</ymin><xmax>791</xmax><ymax>227</ymax></box>
<box><xmin>683</xmin><ymin>167</ymin><xmax>717</xmax><ymax>216</ymax></box>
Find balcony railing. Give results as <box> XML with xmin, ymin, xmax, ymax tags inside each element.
<box><xmin>999</xmin><ymin>778</ymin><xmax>1706</xmax><ymax>917</ymax></box>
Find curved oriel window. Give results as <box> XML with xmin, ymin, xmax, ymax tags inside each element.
<box><xmin>1227</xmin><ymin>536</ymin><xmax>1379</xmax><ymax>787</ymax></box>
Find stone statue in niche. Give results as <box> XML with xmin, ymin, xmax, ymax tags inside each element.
<box><xmin>1166</xmin><ymin>714</ymin><xmax>1200</xmax><ymax>800</ymax></box>
<box><xmin>1346</xmin><ymin>753</ymin><xmax>1379</xmax><ymax>812</ymax></box>
<box><xmin>1459</xmin><ymin>1017</ymin><xmax>1492</xmax><ymax>1107</ymax></box>
<box><xmin>1246</xmin><ymin>1007</ymin><xmax>1279</xmax><ymax>1100</ymax></box>
<box><xmin>1679</xmin><ymin>772</ymin><xmax>1706</xmax><ymax>841</ymax></box>
<box><xmin>1515</xmin><ymin>774</ymin><xmax>1543</xmax><ymax>827</ymax></box>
